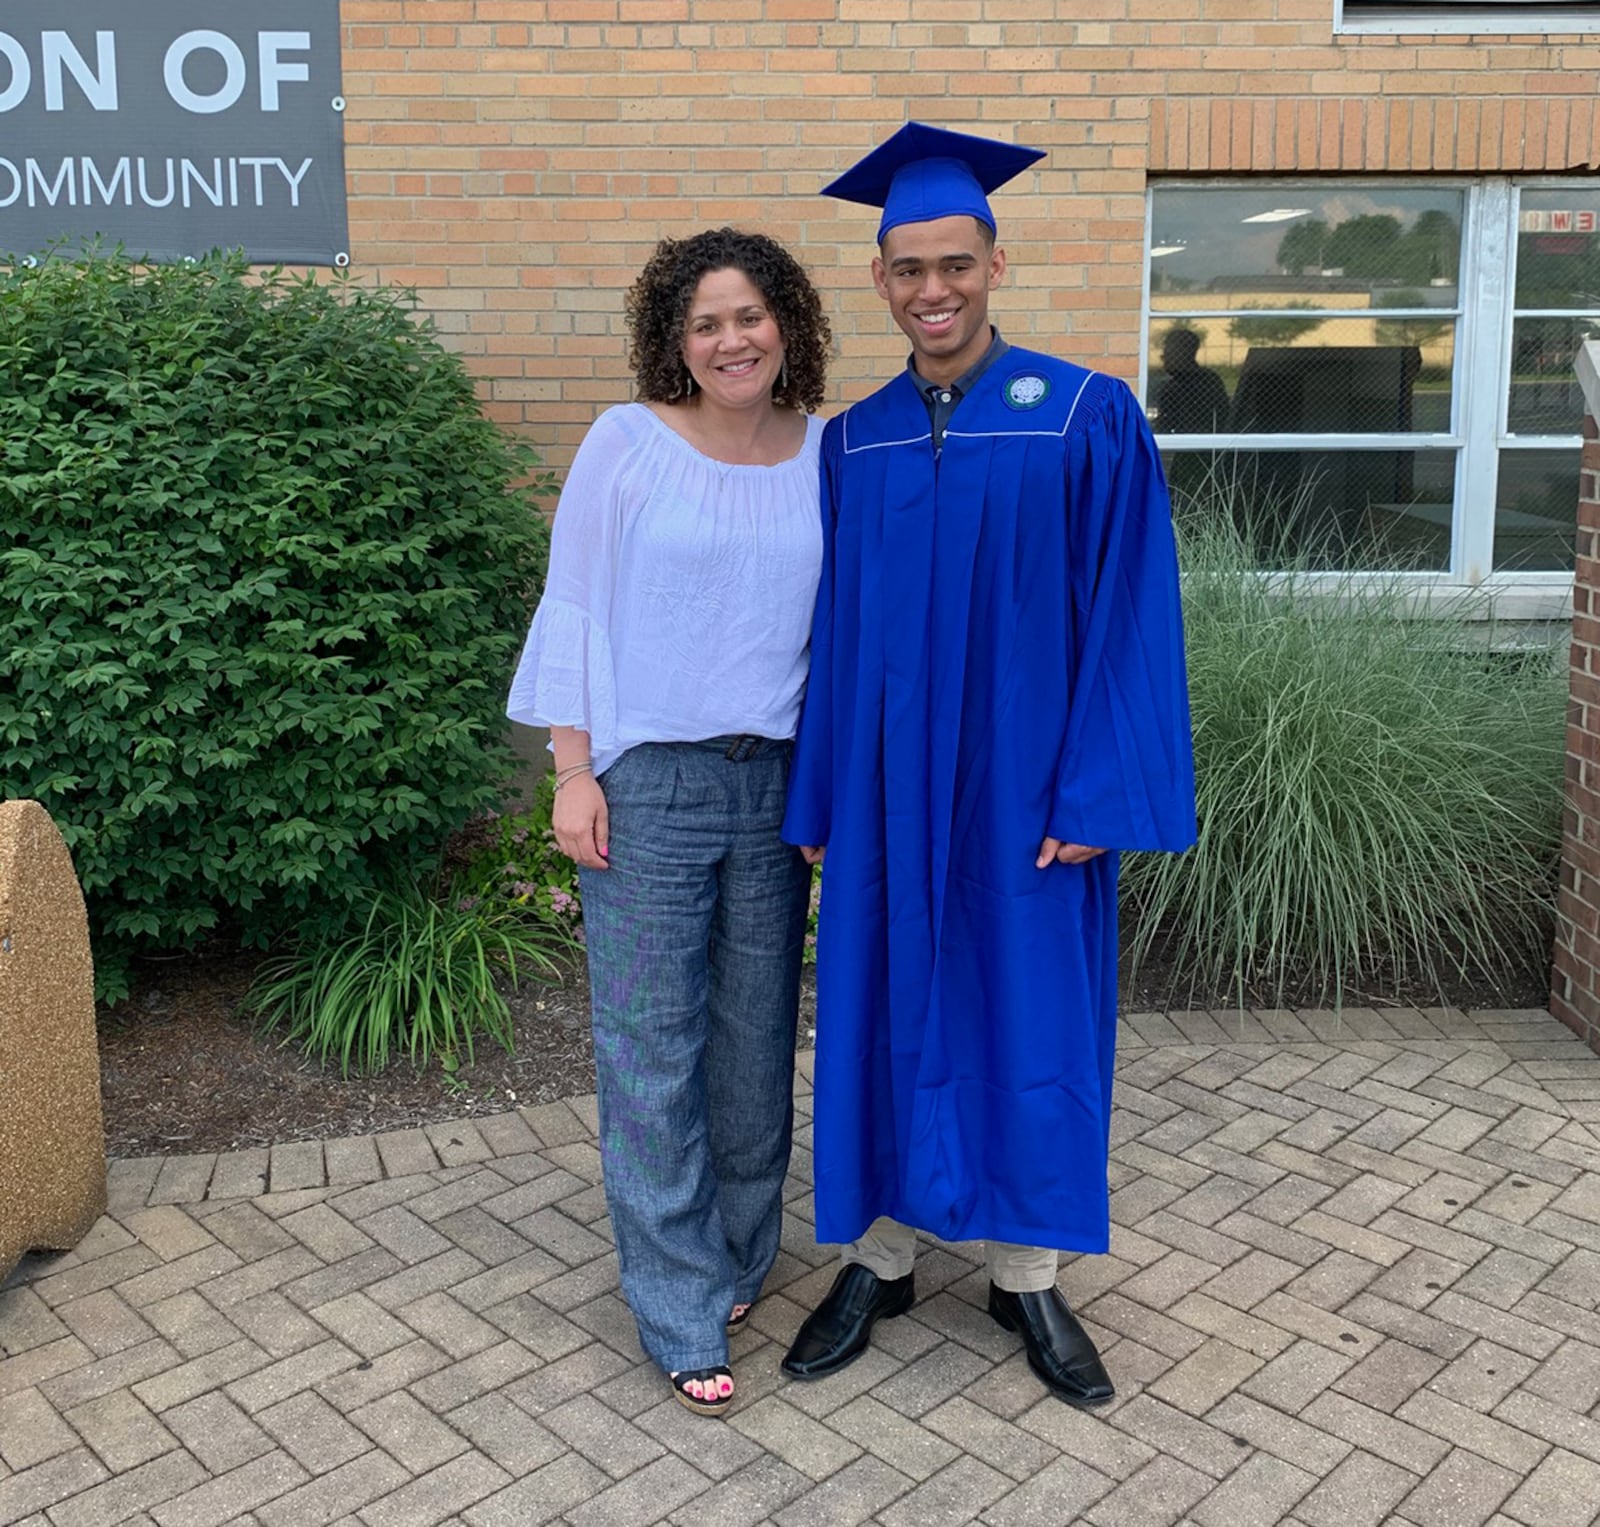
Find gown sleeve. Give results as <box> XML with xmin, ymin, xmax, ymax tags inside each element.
<box><xmin>1049</xmin><ymin>378</ymin><xmax>1197</xmax><ymax>853</ymax></box>
<box><xmin>781</xmin><ymin>419</ymin><xmax>841</xmax><ymax>847</ymax></box>
<box><xmin>505</xmin><ymin>413</ymin><xmax>625</xmax><ymax>753</ymax></box>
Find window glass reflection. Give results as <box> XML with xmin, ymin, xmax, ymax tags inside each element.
<box><xmin>1162</xmin><ymin>449</ymin><xmax>1454</xmax><ymax>571</ymax></box>
<box><xmin>1150</xmin><ymin>186</ymin><xmax>1464</xmax><ymax>294</ymax></box>
<box><xmin>1514</xmin><ymin>190</ymin><xmax>1600</xmax><ymax>311</ymax></box>
<box><xmin>1147</xmin><ymin>182</ymin><xmax>1600</xmax><ymax>580</ymax></box>
<box><xmin>1494</xmin><ymin>449</ymin><xmax>1580</xmax><ymax>570</ymax></box>
<box><xmin>1505</xmin><ymin>317</ymin><xmax>1600</xmax><ymax>435</ymax></box>
<box><xmin>1147</xmin><ymin>316</ymin><xmax>1454</xmax><ymax>435</ymax></box>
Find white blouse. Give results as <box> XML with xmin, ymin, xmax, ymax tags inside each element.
<box><xmin>507</xmin><ymin>403</ymin><xmax>826</xmax><ymax>778</ymax></box>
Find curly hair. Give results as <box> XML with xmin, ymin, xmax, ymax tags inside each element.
<box><xmin>625</xmin><ymin>228</ymin><xmax>830</xmax><ymax>413</ymax></box>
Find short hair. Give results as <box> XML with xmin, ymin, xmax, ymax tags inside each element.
<box><xmin>1165</xmin><ymin>327</ymin><xmax>1203</xmax><ymax>364</ymax></box>
<box><xmin>878</xmin><ymin>215</ymin><xmax>997</xmax><ymax>253</ymax></box>
<box><xmin>625</xmin><ymin>228</ymin><xmax>830</xmax><ymax>412</ymax></box>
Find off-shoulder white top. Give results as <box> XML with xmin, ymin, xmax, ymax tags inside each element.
<box><xmin>507</xmin><ymin>403</ymin><xmax>825</xmax><ymax>778</ymax></box>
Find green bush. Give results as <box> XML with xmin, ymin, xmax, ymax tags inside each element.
<box><xmin>804</xmin><ymin>865</ymin><xmax>821</xmax><ymax>966</ymax></box>
<box><xmin>450</xmin><ymin>772</ymin><xmax>583</xmax><ymax>938</ymax></box>
<box><xmin>245</xmin><ymin>877</ymin><xmax>569</xmax><ymax>1076</ymax></box>
<box><xmin>0</xmin><ymin>252</ymin><xmax>552</xmax><ymax>998</ymax></box>
<box><xmin>1120</xmin><ymin>512</ymin><xmax>1566</xmax><ymax>1004</ymax></box>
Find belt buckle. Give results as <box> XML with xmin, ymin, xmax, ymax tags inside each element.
<box><xmin>725</xmin><ymin>734</ymin><xmax>759</xmax><ymax>761</ymax></box>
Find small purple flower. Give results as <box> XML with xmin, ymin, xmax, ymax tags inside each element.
<box><xmin>511</xmin><ymin>880</ymin><xmax>537</xmax><ymax>897</ymax></box>
<box><xmin>456</xmin><ymin>895</ymin><xmax>481</xmax><ymax>912</ymax></box>
<box><xmin>511</xmin><ymin>828</ymin><xmax>530</xmax><ymax>845</ymax></box>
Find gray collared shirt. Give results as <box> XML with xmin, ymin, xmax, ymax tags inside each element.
<box><xmin>911</xmin><ymin>329</ymin><xmax>1010</xmax><ymax>454</ymax></box>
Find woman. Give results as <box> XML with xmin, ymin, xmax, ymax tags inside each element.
<box><xmin>507</xmin><ymin>228</ymin><xmax>830</xmax><ymax>1416</ymax></box>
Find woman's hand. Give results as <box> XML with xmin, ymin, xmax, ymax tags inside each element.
<box><xmin>800</xmin><ymin>845</ymin><xmax>826</xmax><ymax>867</ymax></box>
<box><xmin>554</xmin><ymin>774</ymin><xmax>610</xmax><ymax>869</ymax></box>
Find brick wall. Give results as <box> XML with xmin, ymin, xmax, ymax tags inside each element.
<box><xmin>339</xmin><ymin>1</ymin><xmax>1600</xmax><ymax>466</ymax></box>
<box><xmin>1552</xmin><ymin>346</ymin><xmax>1600</xmax><ymax>1056</ymax></box>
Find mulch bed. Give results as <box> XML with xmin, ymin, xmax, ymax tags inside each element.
<box><xmin>98</xmin><ymin>947</ymin><xmax>607</xmax><ymax>1159</ymax></box>
<box><xmin>97</xmin><ymin>938</ymin><xmax>1548</xmax><ymax>1160</ymax></box>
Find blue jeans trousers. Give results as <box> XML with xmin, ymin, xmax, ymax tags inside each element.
<box><xmin>579</xmin><ymin>737</ymin><xmax>811</xmax><ymax>1373</ymax></box>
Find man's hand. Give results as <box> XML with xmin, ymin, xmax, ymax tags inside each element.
<box><xmin>800</xmin><ymin>845</ymin><xmax>826</xmax><ymax>867</ymax></box>
<box><xmin>554</xmin><ymin>775</ymin><xmax>610</xmax><ymax>869</ymax></box>
<box><xmin>1036</xmin><ymin>837</ymin><xmax>1106</xmax><ymax>868</ymax></box>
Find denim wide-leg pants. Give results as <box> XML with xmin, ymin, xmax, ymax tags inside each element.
<box><xmin>578</xmin><ymin>737</ymin><xmax>811</xmax><ymax>1374</ymax></box>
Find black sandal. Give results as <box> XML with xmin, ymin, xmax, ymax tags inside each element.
<box><xmin>726</xmin><ymin>1302</ymin><xmax>754</xmax><ymax>1335</ymax></box>
<box><xmin>670</xmin><ymin>1365</ymin><xmax>734</xmax><ymax>1416</ymax></box>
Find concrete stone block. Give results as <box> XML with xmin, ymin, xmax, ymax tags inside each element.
<box><xmin>0</xmin><ymin>800</ymin><xmax>106</xmax><ymax>1279</ymax></box>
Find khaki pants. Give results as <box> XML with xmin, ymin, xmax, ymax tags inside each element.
<box><xmin>842</xmin><ymin>1216</ymin><xmax>1060</xmax><ymax>1293</ymax></box>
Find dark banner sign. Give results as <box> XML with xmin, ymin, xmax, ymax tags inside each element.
<box><xmin>0</xmin><ymin>3</ymin><xmax>348</xmax><ymax>265</ymax></box>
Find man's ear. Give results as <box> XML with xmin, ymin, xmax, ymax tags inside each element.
<box><xmin>988</xmin><ymin>246</ymin><xmax>1007</xmax><ymax>289</ymax></box>
<box><xmin>871</xmin><ymin>255</ymin><xmax>890</xmax><ymax>302</ymax></box>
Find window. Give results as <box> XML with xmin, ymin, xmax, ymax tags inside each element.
<box><xmin>1142</xmin><ymin>180</ymin><xmax>1600</xmax><ymax>613</ymax></box>
<box><xmin>1336</xmin><ymin>1</ymin><xmax>1600</xmax><ymax>34</ymax></box>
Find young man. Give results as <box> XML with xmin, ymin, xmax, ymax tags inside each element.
<box><xmin>780</xmin><ymin>123</ymin><xmax>1197</xmax><ymax>1406</ymax></box>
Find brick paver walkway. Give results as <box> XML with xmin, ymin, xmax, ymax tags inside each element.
<box><xmin>4</xmin><ymin>1006</ymin><xmax>1600</xmax><ymax>1527</ymax></box>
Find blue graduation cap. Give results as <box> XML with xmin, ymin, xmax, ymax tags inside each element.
<box><xmin>822</xmin><ymin>122</ymin><xmax>1046</xmax><ymax>242</ymax></box>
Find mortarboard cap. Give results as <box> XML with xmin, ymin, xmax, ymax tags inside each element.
<box><xmin>822</xmin><ymin>122</ymin><xmax>1045</xmax><ymax>242</ymax></box>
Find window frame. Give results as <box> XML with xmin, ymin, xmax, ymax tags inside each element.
<box><xmin>1335</xmin><ymin>1</ymin><xmax>1600</xmax><ymax>35</ymax></box>
<box><xmin>1140</xmin><ymin>176</ymin><xmax>1594</xmax><ymax>621</ymax></box>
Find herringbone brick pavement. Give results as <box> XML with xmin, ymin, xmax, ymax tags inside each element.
<box><xmin>4</xmin><ymin>1007</ymin><xmax>1600</xmax><ymax>1526</ymax></box>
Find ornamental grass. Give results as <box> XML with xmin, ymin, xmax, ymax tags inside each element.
<box><xmin>245</xmin><ymin>878</ymin><xmax>572</xmax><ymax>1077</ymax></box>
<box><xmin>1120</xmin><ymin>488</ymin><xmax>1566</xmax><ymax>1007</ymax></box>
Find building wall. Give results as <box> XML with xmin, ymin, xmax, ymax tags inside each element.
<box><xmin>340</xmin><ymin>0</ymin><xmax>1600</xmax><ymax>467</ymax></box>
<box><xmin>1553</xmin><ymin>359</ymin><xmax>1600</xmax><ymax>1056</ymax></box>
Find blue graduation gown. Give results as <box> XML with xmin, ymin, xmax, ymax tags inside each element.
<box><xmin>783</xmin><ymin>351</ymin><xmax>1196</xmax><ymax>1252</ymax></box>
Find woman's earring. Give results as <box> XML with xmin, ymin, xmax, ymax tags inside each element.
<box><xmin>683</xmin><ymin>367</ymin><xmax>696</xmax><ymax>398</ymax></box>
<box><xmin>779</xmin><ymin>356</ymin><xmax>790</xmax><ymax>391</ymax></box>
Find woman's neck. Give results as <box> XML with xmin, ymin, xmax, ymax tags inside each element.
<box><xmin>651</xmin><ymin>395</ymin><xmax>802</xmax><ymax>467</ymax></box>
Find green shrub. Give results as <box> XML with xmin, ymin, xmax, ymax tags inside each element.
<box><xmin>451</xmin><ymin>772</ymin><xmax>583</xmax><ymax>938</ymax></box>
<box><xmin>245</xmin><ymin>877</ymin><xmax>570</xmax><ymax>1076</ymax></box>
<box><xmin>804</xmin><ymin>865</ymin><xmax>821</xmax><ymax>966</ymax></box>
<box><xmin>1120</xmin><ymin>512</ymin><xmax>1566</xmax><ymax>1004</ymax></box>
<box><xmin>0</xmin><ymin>251</ymin><xmax>552</xmax><ymax>998</ymax></box>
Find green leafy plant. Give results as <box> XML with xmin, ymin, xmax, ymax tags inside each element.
<box><xmin>244</xmin><ymin>877</ymin><xmax>569</xmax><ymax>1076</ymax></box>
<box><xmin>451</xmin><ymin>772</ymin><xmax>583</xmax><ymax>936</ymax></box>
<box><xmin>0</xmin><ymin>250</ymin><xmax>553</xmax><ymax>998</ymax></box>
<box><xmin>804</xmin><ymin>864</ymin><xmax>821</xmax><ymax>966</ymax></box>
<box><xmin>1120</xmin><ymin>506</ymin><xmax>1565</xmax><ymax>1005</ymax></box>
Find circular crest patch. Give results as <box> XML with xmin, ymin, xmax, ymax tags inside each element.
<box><xmin>1003</xmin><ymin>372</ymin><xmax>1052</xmax><ymax>410</ymax></box>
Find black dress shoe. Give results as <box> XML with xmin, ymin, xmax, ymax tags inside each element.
<box><xmin>782</xmin><ymin>1265</ymin><xmax>916</xmax><ymax>1380</ymax></box>
<box><xmin>988</xmin><ymin>1284</ymin><xmax>1114</xmax><ymax>1407</ymax></box>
